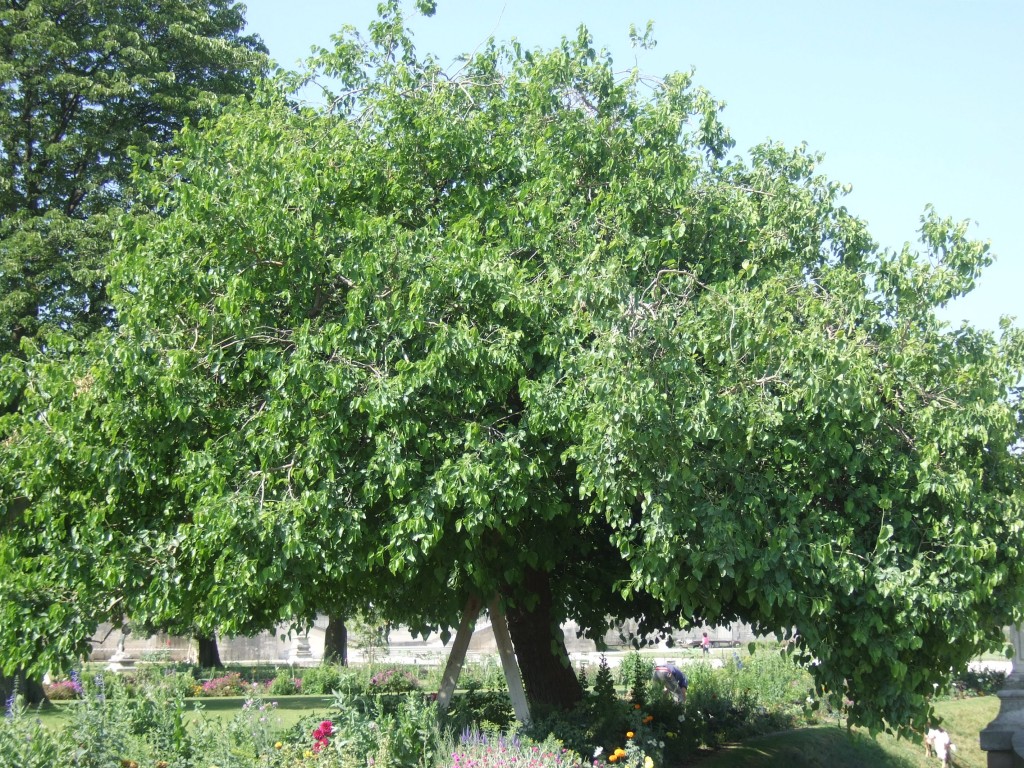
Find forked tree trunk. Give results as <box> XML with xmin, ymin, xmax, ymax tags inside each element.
<box><xmin>504</xmin><ymin>569</ymin><xmax>583</xmax><ymax>712</ymax></box>
<box><xmin>196</xmin><ymin>634</ymin><xmax>223</xmax><ymax>669</ymax></box>
<box><xmin>323</xmin><ymin>615</ymin><xmax>348</xmax><ymax>665</ymax></box>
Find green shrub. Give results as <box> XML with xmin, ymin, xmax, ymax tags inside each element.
<box><xmin>954</xmin><ymin>666</ymin><xmax>1007</xmax><ymax>696</ymax></box>
<box><xmin>618</xmin><ymin>652</ymin><xmax>653</xmax><ymax>706</ymax></box>
<box><xmin>269</xmin><ymin>669</ymin><xmax>303</xmax><ymax>695</ymax></box>
<box><xmin>133</xmin><ymin>666</ymin><xmax>198</xmax><ymax>701</ymax></box>
<box><xmin>1</xmin><ymin>693</ymin><xmax>66</xmax><ymax>766</ymax></box>
<box><xmin>300</xmin><ymin>663</ymin><xmax>346</xmax><ymax>694</ymax></box>
<box><xmin>732</xmin><ymin>647</ymin><xmax>812</xmax><ymax>710</ymax></box>
<box><xmin>460</xmin><ymin>657</ymin><xmax>508</xmax><ymax>690</ymax></box>
<box><xmin>191</xmin><ymin>696</ymin><xmax>283</xmax><ymax>765</ymax></box>
<box><xmin>43</xmin><ymin>678</ymin><xmax>83</xmax><ymax>700</ymax></box>
<box><xmin>199</xmin><ymin>671</ymin><xmax>248</xmax><ymax>696</ymax></box>
<box><xmin>67</xmin><ymin>674</ymin><xmax>136</xmax><ymax>767</ymax></box>
<box><xmin>377</xmin><ymin>693</ymin><xmax>444</xmax><ymax>767</ymax></box>
<box><xmin>444</xmin><ymin>685</ymin><xmax>515</xmax><ymax>733</ymax></box>
<box><xmin>369</xmin><ymin>666</ymin><xmax>420</xmax><ymax>693</ymax></box>
<box><xmin>127</xmin><ymin>676</ymin><xmax>196</xmax><ymax>759</ymax></box>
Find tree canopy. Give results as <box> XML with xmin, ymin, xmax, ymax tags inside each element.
<box><xmin>2</xmin><ymin>4</ymin><xmax>1022</xmax><ymax>732</ymax></box>
<box><xmin>0</xmin><ymin>0</ymin><xmax>266</xmax><ymax>356</ymax></box>
<box><xmin>0</xmin><ymin>0</ymin><xmax>266</xmax><ymax>701</ymax></box>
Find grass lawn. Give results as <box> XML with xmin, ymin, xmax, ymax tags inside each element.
<box><xmin>689</xmin><ymin>696</ymin><xmax>999</xmax><ymax>768</ymax></box>
<box><xmin>38</xmin><ymin>695</ymin><xmax>338</xmax><ymax>738</ymax></box>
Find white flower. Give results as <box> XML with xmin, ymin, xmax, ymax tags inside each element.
<box><xmin>658</xmin><ymin>741</ymin><xmax>665</xmax><ymax>748</ymax></box>
<box><xmin>593</xmin><ymin>747</ymin><xmax>603</xmax><ymax>758</ymax></box>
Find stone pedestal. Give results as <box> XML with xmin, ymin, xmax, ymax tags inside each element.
<box><xmin>287</xmin><ymin>632</ymin><xmax>314</xmax><ymax>666</ymax></box>
<box><xmin>106</xmin><ymin>625</ymin><xmax>136</xmax><ymax>671</ymax></box>
<box><xmin>105</xmin><ymin>652</ymin><xmax>136</xmax><ymax>672</ymax></box>
<box><xmin>981</xmin><ymin>626</ymin><xmax>1024</xmax><ymax>767</ymax></box>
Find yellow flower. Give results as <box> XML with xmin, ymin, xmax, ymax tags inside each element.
<box><xmin>304</xmin><ymin>750</ymin><xmax>313</xmax><ymax>758</ymax></box>
<box><xmin>274</xmin><ymin>741</ymin><xmax>283</xmax><ymax>749</ymax></box>
<box><xmin>626</xmin><ymin>731</ymin><xmax>635</xmax><ymax>739</ymax></box>
<box><xmin>609</xmin><ymin>755</ymin><xmax>619</xmax><ymax>763</ymax></box>
<box><xmin>615</xmin><ymin>748</ymin><xmax>627</xmax><ymax>757</ymax></box>
<box><xmin>644</xmin><ymin>756</ymin><xmax>654</xmax><ymax>768</ymax></box>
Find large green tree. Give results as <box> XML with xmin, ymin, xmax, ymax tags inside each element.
<box><xmin>0</xmin><ymin>0</ymin><xmax>266</xmax><ymax>702</ymax></box>
<box><xmin>0</xmin><ymin>0</ymin><xmax>266</xmax><ymax>356</ymax></box>
<box><xmin>4</xmin><ymin>6</ymin><xmax>1023</xmax><ymax>732</ymax></box>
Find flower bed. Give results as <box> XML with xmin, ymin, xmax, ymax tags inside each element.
<box><xmin>11</xmin><ymin>649</ymin><xmax>920</xmax><ymax>767</ymax></box>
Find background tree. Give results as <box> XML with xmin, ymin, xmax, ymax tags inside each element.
<box><xmin>3</xmin><ymin>5</ymin><xmax>1023</xmax><ymax>733</ymax></box>
<box><xmin>0</xmin><ymin>0</ymin><xmax>266</xmax><ymax>702</ymax></box>
<box><xmin>323</xmin><ymin>615</ymin><xmax>349</xmax><ymax>665</ymax></box>
<box><xmin>0</xmin><ymin>0</ymin><xmax>266</xmax><ymax>357</ymax></box>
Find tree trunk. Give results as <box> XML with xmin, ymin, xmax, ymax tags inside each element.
<box><xmin>504</xmin><ymin>569</ymin><xmax>583</xmax><ymax>712</ymax></box>
<box><xmin>323</xmin><ymin>615</ymin><xmax>348</xmax><ymax>665</ymax></box>
<box><xmin>196</xmin><ymin>634</ymin><xmax>223</xmax><ymax>669</ymax></box>
<box><xmin>0</xmin><ymin>671</ymin><xmax>48</xmax><ymax>707</ymax></box>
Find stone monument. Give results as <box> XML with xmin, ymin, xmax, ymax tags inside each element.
<box><xmin>981</xmin><ymin>625</ymin><xmax>1024</xmax><ymax>767</ymax></box>
<box><xmin>287</xmin><ymin>631</ymin><xmax>314</xmax><ymax>666</ymax></box>
<box><xmin>107</xmin><ymin>623</ymin><xmax>136</xmax><ymax>671</ymax></box>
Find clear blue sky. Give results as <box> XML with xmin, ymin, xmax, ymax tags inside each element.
<box><xmin>242</xmin><ymin>0</ymin><xmax>1021</xmax><ymax>333</ymax></box>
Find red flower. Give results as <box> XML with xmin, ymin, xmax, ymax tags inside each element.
<box><xmin>319</xmin><ymin>719</ymin><xmax>334</xmax><ymax>736</ymax></box>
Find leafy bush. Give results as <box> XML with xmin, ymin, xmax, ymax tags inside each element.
<box><xmin>618</xmin><ymin>652</ymin><xmax>653</xmax><ymax>707</ymax></box>
<box><xmin>126</xmin><ymin>675</ymin><xmax>196</xmax><ymax>758</ymax></box>
<box><xmin>374</xmin><ymin>693</ymin><xmax>444</xmax><ymax>767</ymax></box>
<box><xmin>1</xmin><ymin>692</ymin><xmax>65</xmax><ymax>766</ymax></box>
<box><xmin>444</xmin><ymin>685</ymin><xmax>516</xmax><ymax>733</ymax></box>
<box><xmin>369</xmin><ymin>667</ymin><xmax>420</xmax><ymax>693</ymax></box>
<box><xmin>200</xmin><ymin>671</ymin><xmax>248</xmax><ymax>696</ymax></box>
<box><xmin>953</xmin><ymin>666</ymin><xmax>1007</xmax><ymax>696</ymax></box>
<box><xmin>67</xmin><ymin>675</ymin><xmax>136</xmax><ymax>767</ymax></box>
<box><xmin>460</xmin><ymin>657</ymin><xmax>508</xmax><ymax>691</ymax></box>
<box><xmin>129</xmin><ymin>665</ymin><xmax>198</xmax><ymax>701</ymax></box>
<box><xmin>300</xmin><ymin>663</ymin><xmax>346</xmax><ymax>694</ymax></box>
<box><xmin>269</xmin><ymin>669</ymin><xmax>303</xmax><ymax>695</ymax></box>
<box><xmin>43</xmin><ymin>676</ymin><xmax>83</xmax><ymax>700</ymax></box>
<box><xmin>190</xmin><ymin>696</ymin><xmax>284</xmax><ymax>765</ymax></box>
<box><xmin>525</xmin><ymin>704</ymin><xmax>599</xmax><ymax>759</ymax></box>
<box><xmin>298</xmin><ymin>692</ymin><xmax>446</xmax><ymax>768</ymax></box>
<box><xmin>731</xmin><ymin>648</ymin><xmax>812</xmax><ymax>710</ymax></box>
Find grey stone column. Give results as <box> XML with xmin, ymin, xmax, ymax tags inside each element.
<box><xmin>287</xmin><ymin>631</ymin><xmax>314</xmax><ymax>666</ymax></box>
<box><xmin>981</xmin><ymin>625</ymin><xmax>1024</xmax><ymax>767</ymax></box>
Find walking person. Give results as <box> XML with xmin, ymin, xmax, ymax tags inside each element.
<box><xmin>701</xmin><ymin>632</ymin><xmax>710</xmax><ymax>656</ymax></box>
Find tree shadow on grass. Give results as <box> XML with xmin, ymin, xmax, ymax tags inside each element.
<box><xmin>682</xmin><ymin>726</ymin><xmax>921</xmax><ymax>768</ymax></box>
